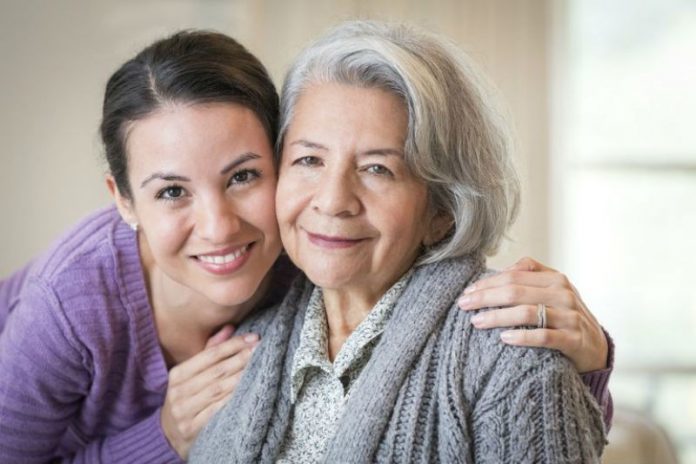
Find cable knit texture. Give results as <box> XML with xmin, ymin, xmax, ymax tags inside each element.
<box><xmin>190</xmin><ymin>254</ymin><xmax>606</xmax><ymax>463</ymax></box>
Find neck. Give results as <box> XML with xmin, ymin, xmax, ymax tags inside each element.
<box><xmin>139</xmin><ymin>236</ymin><xmax>268</xmax><ymax>367</ymax></box>
<box><xmin>321</xmin><ymin>286</ymin><xmax>384</xmax><ymax>361</ymax></box>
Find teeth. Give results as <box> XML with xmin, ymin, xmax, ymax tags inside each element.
<box><xmin>198</xmin><ymin>245</ymin><xmax>249</xmax><ymax>265</ymax></box>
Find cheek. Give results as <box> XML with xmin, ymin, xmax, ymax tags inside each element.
<box><xmin>134</xmin><ymin>202</ymin><xmax>189</xmax><ymax>254</ymax></box>
<box><xmin>144</xmin><ymin>219</ymin><xmax>189</xmax><ymax>262</ymax></box>
<box><xmin>275</xmin><ymin>176</ymin><xmax>304</xmax><ymax>227</ymax></box>
<box><xmin>377</xmin><ymin>192</ymin><xmax>431</xmax><ymax>247</ymax></box>
<box><xmin>239</xmin><ymin>185</ymin><xmax>282</xmax><ymax>240</ymax></box>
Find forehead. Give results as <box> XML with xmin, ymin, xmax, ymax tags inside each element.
<box><xmin>125</xmin><ymin>102</ymin><xmax>273</xmax><ymax>165</ymax></box>
<box><xmin>287</xmin><ymin>83</ymin><xmax>408</xmax><ymax>144</ymax></box>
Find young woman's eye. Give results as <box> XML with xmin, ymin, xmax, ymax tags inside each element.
<box><xmin>229</xmin><ymin>168</ymin><xmax>261</xmax><ymax>186</ymax></box>
<box><xmin>292</xmin><ymin>155</ymin><xmax>322</xmax><ymax>167</ymax></box>
<box><xmin>364</xmin><ymin>164</ymin><xmax>394</xmax><ymax>177</ymax></box>
<box><xmin>156</xmin><ymin>185</ymin><xmax>186</xmax><ymax>201</ymax></box>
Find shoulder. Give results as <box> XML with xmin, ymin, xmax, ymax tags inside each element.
<box><xmin>426</xmin><ymin>263</ymin><xmax>579</xmax><ymax>399</ymax></box>
<box><xmin>29</xmin><ymin>205</ymin><xmax>129</xmax><ymax>281</ymax></box>
<box><xmin>7</xmin><ymin>206</ymin><xmax>143</xmax><ymax>351</ymax></box>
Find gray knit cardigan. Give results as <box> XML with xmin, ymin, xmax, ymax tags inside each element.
<box><xmin>190</xmin><ymin>255</ymin><xmax>605</xmax><ymax>463</ymax></box>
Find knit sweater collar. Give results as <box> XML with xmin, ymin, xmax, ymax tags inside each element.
<box><xmin>110</xmin><ymin>211</ymin><xmax>169</xmax><ymax>393</ymax></box>
<box><xmin>289</xmin><ymin>270</ymin><xmax>411</xmax><ymax>403</ymax></box>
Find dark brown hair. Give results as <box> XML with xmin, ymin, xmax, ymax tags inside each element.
<box><xmin>100</xmin><ymin>30</ymin><xmax>279</xmax><ymax>198</ymax></box>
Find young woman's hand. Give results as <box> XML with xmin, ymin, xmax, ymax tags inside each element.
<box><xmin>160</xmin><ymin>325</ymin><xmax>258</xmax><ymax>458</ymax></box>
<box><xmin>458</xmin><ymin>257</ymin><xmax>608</xmax><ymax>373</ymax></box>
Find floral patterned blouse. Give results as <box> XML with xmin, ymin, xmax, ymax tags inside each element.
<box><xmin>277</xmin><ymin>271</ymin><xmax>412</xmax><ymax>463</ymax></box>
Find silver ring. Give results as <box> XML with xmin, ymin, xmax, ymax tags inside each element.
<box><xmin>536</xmin><ymin>303</ymin><xmax>547</xmax><ymax>329</ymax></box>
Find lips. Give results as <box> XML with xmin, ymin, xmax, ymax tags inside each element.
<box><xmin>305</xmin><ymin>231</ymin><xmax>366</xmax><ymax>249</ymax></box>
<box><xmin>193</xmin><ymin>243</ymin><xmax>255</xmax><ymax>275</ymax></box>
<box><xmin>197</xmin><ymin>245</ymin><xmax>249</xmax><ymax>264</ymax></box>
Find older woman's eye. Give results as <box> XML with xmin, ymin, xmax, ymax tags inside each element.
<box><xmin>229</xmin><ymin>168</ymin><xmax>261</xmax><ymax>186</ymax></box>
<box><xmin>293</xmin><ymin>155</ymin><xmax>322</xmax><ymax>167</ymax></box>
<box><xmin>364</xmin><ymin>164</ymin><xmax>394</xmax><ymax>177</ymax></box>
<box><xmin>156</xmin><ymin>185</ymin><xmax>186</xmax><ymax>201</ymax></box>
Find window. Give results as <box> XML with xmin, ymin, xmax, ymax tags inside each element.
<box><xmin>553</xmin><ymin>1</ymin><xmax>696</xmax><ymax>461</ymax></box>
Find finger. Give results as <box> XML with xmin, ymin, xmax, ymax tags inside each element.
<box><xmin>470</xmin><ymin>305</ymin><xmax>538</xmax><ymax>329</ymax></box>
<box><xmin>462</xmin><ymin>270</ymin><xmax>566</xmax><ymax>297</ymax></box>
<box><xmin>499</xmin><ymin>328</ymin><xmax>576</xmax><ymax>355</ymax></box>
<box><xmin>471</xmin><ymin>305</ymin><xmax>582</xmax><ymax>332</ymax></box>
<box><xmin>167</xmin><ymin>379</ymin><xmax>239</xmax><ymax>458</ymax></box>
<box><xmin>205</xmin><ymin>324</ymin><xmax>235</xmax><ymax>349</ymax></box>
<box><xmin>183</xmin><ymin>371</ymin><xmax>243</xmax><ymax>422</ymax></box>
<box><xmin>505</xmin><ymin>256</ymin><xmax>557</xmax><ymax>273</ymax></box>
<box><xmin>169</xmin><ymin>334</ymin><xmax>258</xmax><ymax>385</ymax></box>
<box><xmin>459</xmin><ymin>284</ymin><xmax>575</xmax><ymax>312</ymax></box>
<box><xmin>173</xmin><ymin>347</ymin><xmax>253</xmax><ymax>398</ymax></box>
<box><xmin>191</xmin><ymin>390</ymin><xmax>235</xmax><ymax>437</ymax></box>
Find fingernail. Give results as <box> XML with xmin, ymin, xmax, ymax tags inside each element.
<box><xmin>458</xmin><ymin>295</ymin><xmax>472</xmax><ymax>308</ymax></box>
<box><xmin>244</xmin><ymin>333</ymin><xmax>259</xmax><ymax>343</ymax></box>
<box><xmin>470</xmin><ymin>314</ymin><xmax>484</xmax><ymax>326</ymax></box>
<box><xmin>464</xmin><ymin>285</ymin><xmax>476</xmax><ymax>294</ymax></box>
<box><xmin>500</xmin><ymin>331</ymin><xmax>516</xmax><ymax>343</ymax></box>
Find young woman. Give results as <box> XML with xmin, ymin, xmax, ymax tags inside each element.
<box><xmin>0</xmin><ymin>30</ymin><xmax>611</xmax><ymax>463</ymax></box>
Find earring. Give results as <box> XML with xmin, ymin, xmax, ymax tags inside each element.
<box><xmin>130</xmin><ymin>223</ymin><xmax>139</xmax><ymax>232</ymax></box>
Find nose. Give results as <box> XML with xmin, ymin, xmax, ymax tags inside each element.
<box><xmin>310</xmin><ymin>167</ymin><xmax>361</xmax><ymax>217</ymax></box>
<box><xmin>195</xmin><ymin>194</ymin><xmax>242</xmax><ymax>244</ymax></box>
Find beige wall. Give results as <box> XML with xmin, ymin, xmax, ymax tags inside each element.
<box><xmin>0</xmin><ymin>0</ymin><xmax>550</xmax><ymax>276</ymax></box>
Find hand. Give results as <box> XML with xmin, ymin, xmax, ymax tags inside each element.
<box><xmin>458</xmin><ymin>257</ymin><xmax>608</xmax><ymax>373</ymax></box>
<box><xmin>160</xmin><ymin>325</ymin><xmax>259</xmax><ymax>458</ymax></box>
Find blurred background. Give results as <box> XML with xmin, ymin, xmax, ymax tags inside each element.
<box><xmin>0</xmin><ymin>0</ymin><xmax>694</xmax><ymax>462</ymax></box>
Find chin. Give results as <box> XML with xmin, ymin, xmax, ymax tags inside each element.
<box><xmin>303</xmin><ymin>269</ymin><xmax>356</xmax><ymax>290</ymax></box>
<box><xmin>207</xmin><ymin>279</ymin><xmax>262</xmax><ymax>308</ymax></box>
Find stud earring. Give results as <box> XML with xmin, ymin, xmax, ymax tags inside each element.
<box><xmin>130</xmin><ymin>223</ymin><xmax>139</xmax><ymax>232</ymax></box>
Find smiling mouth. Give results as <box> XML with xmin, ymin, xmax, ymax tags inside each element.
<box><xmin>193</xmin><ymin>243</ymin><xmax>255</xmax><ymax>275</ymax></box>
<box><xmin>196</xmin><ymin>245</ymin><xmax>250</xmax><ymax>264</ymax></box>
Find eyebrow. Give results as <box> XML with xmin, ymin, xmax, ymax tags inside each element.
<box><xmin>361</xmin><ymin>148</ymin><xmax>404</xmax><ymax>157</ymax></box>
<box><xmin>290</xmin><ymin>139</ymin><xmax>328</xmax><ymax>151</ymax></box>
<box><xmin>139</xmin><ymin>152</ymin><xmax>262</xmax><ymax>188</ymax></box>
<box><xmin>220</xmin><ymin>152</ymin><xmax>261</xmax><ymax>175</ymax></box>
<box><xmin>289</xmin><ymin>139</ymin><xmax>403</xmax><ymax>157</ymax></box>
<box><xmin>140</xmin><ymin>173</ymin><xmax>190</xmax><ymax>188</ymax></box>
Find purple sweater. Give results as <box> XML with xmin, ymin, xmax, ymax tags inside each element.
<box><xmin>0</xmin><ymin>207</ymin><xmax>182</xmax><ymax>463</ymax></box>
<box><xmin>0</xmin><ymin>206</ymin><xmax>613</xmax><ymax>462</ymax></box>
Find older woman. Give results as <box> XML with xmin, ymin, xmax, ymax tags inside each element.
<box><xmin>191</xmin><ymin>21</ymin><xmax>605</xmax><ymax>463</ymax></box>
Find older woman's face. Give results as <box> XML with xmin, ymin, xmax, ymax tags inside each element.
<box><xmin>276</xmin><ymin>83</ymin><xmax>438</xmax><ymax>296</ymax></box>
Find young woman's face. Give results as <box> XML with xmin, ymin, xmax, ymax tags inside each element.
<box><xmin>113</xmin><ymin>102</ymin><xmax>282</xmax><ymax>308</ymax></box>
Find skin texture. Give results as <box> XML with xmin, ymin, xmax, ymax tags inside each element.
<box><xmin>276</xmin><ymin>83</ymin><xmax>449</xmax><ymax>359</ymax></box>
<box><xmin>107</xmin><ymin>102</ymin><xmax>282</xmax><ymax>458</ymax></box>
<box><xmin>458</xmin><ymin>256</ymin><xmax>609</xmax><ymax>373</ymax></box>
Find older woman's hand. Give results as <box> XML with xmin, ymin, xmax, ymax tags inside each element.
<box><xmin>458</xmin><ymin>257</ymin><xmax>608</xmax><ymax>373</ymax></box>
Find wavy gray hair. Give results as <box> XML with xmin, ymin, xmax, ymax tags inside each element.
<box><xmin>278</xmin><ymin>20</ymin><xmax>520</xmax><ymax>262</ymax></box>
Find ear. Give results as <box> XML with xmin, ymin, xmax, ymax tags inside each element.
<box><xmin>105</xmin><ymin>175</ymin><xmax>137</xmax><ymax>226</ymax></box>
<box><xmin>423</xmin><ymin>212</ymin><xmax>453</xmax><ymax>247</ymax></box>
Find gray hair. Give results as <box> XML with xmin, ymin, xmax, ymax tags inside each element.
<box><xmin>278</xmin><ymin>20</ymin><xmax>520</xmax><ymax>262</ymax></box>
